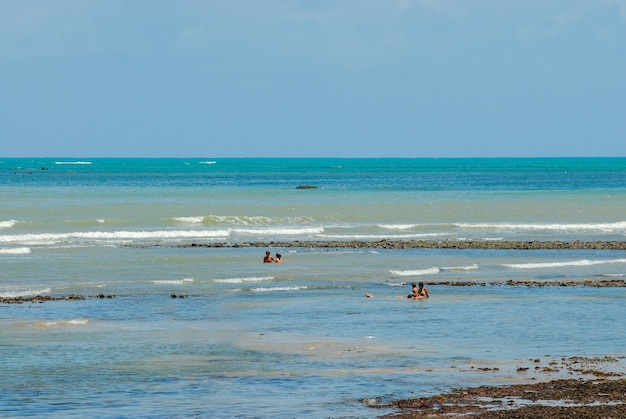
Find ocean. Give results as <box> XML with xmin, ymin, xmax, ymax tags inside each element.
<box><xmin>1</xmin><ymin>157</ymin><xmax>626</xmax><ymax>418</ymax></box>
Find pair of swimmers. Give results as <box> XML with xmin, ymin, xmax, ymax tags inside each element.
<box><xmin>408</xmin><ymin>282</ymin><xmax>429</xmax><ymax>299</ymax></box>
<box><xmin>263</xmin><ymin>251</ymin><xmax>283</xmax><ymax>263</ymax></box>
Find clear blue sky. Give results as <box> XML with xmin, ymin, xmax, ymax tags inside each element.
<box><xmin>1</xmin><ymin>1</ymin><xmax>625</xmax><ymax>157</ymax></box>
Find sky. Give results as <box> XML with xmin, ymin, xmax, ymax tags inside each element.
<box><xmin>1</xmin><ymin>1</ymin><xmax>625</xmax><ymax>158</ymax></box>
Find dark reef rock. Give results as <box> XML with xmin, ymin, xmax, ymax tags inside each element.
<box><xmin>176</xmin><ymin>239</ymin><xmax>626</xmax><ymax>250</ymax></box>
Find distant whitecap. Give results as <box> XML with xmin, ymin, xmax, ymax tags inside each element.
<box><xmin>251</xmin><ymin>286</ymin><xmax>307</xmax><ymax>292</ymax></box>
<box><xmin>319</xmin><ymin>233</ymin><xmax>449</xmax><ymax>240</ymax></box>
<box><xmin>504</xmin><ymin>258</ymin><xmax>626</xmax><ymax>269</ymax></box>
<box><xmin>232</xmin><ymin>227</ymin><xmax>324</xmax><ymax>235</ymax></box>
<box><xmin>152</xmin><ymin>278</ymin><xmax>194</xmax><ymax>285</ymax></box>
<box><xmin>0</xmin><ymin>247</ymin><xmax>31</xmax><ymax>255</ymax></box>
<box><xmin>456</xmin><ymin>221</ymin><xmax>626</xmax><ymax>232</ymax></box>
<box><xmin>214</xmin><ymin>276</ymin><xmax>274</xmax><ymax>284</ymax></box>
<box><xmin>441</xmin><ymin>264</ymin><xmax>479</xmax><ymax>271</ymax></box>
<box><xmin>0</xmin><ymin>219</ymin><xmax>17</xmax><ymax>229</ymax></box>
<box><xmin>35</xmin><ymin>318</ymin><xmax>89</xmax><ymax>327</ymax></box>
<box><xmin>173</xmin><ymin>216</ymin><xmax>205</xmax><ymax>224</ymax></box>
<box><xmin>0</xmin><ymin>288</ymin><xmax>51</xmax><ymax>298</ymax></box>
<box><xmin>377</xmin><ymin>224</ymin><xmax>419</xmax><ymax>230</ymax></box>
<box><xmin>0</xmin><ymin>229</ymin><xmax>230</xmax><ymax>246</ymax></box>
<box><xmin>389</xmin><ymin>268</ymin><xmax>440</xmax><ymax>276</ymax></box>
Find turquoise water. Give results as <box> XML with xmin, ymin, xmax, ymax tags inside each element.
<box><xmin>1</xmin><ymin>158</ymin><xmax>626</xmax><ymax>418</ymax></box>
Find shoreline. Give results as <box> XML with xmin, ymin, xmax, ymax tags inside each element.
<box><xmin>172</xmin><ymin>239</ymin><xmax>626</xmax><ymax>250</ymax></box>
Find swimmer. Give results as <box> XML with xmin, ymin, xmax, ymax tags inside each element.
<box><xmin>407</xmin><ymin>282</ymin><xmax>429</xmax><ymax>299</ymax></box>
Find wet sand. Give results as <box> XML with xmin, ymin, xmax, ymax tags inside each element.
<box><xmin>374</xmin><ymin>356</ymin><xmax>626</xmax><ymax>418</ymax></box>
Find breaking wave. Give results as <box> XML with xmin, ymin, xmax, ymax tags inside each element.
<box><xmin>504</xmin><ymin>258</ymin><xmax>626</xmax><ymax>269</ymax></box>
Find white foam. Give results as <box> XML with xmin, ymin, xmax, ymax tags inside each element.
<box><xmin>54</xmin><ymin>161</ymin><xmax>92</xmax><ymax>165</ymax></box>
<box><xmin>35</xmin><ymin>318</ymin><xmax>89</xmax><ymax>327</ymax></box>
<box><xmin>0</xmin><ymin>220</ymin><xmax>17</xmax><ymax>229</ymax></box>
<box><xmin>0</xmin><ymin>247</ymin><xmax>31</xmax><ymax>255</ymax></box>
<box><xmin>173</xmin><ymin>216</ymin><xmax>205</xmax><ymax>223</ymax></box>
<box><xmin>152</xmin><ymin>278</ymin><xmax>194</xmax><ymax>285</ymax></box>
<box><xmin>441</xmin><ymin>264</ymin><xmax>479</xmax><ymax>271</ymax></box>
<box><xmin>0</xmin><ymin>288</ymin><xmax>51</xmax><ymax>298</ymax></box>
<box><xmin>378</xmin><ymin>224</ymin><xmax>419</xmax><ymax>230</ymax></box>
<box><xmin>456</xmin><ymin>221</ymin><xmax>626</xmax><ymax>232</ymax></box>
<box><xmin>206</xmin><ymin>215</ymin><xmax>274</xmax><ymax>225</ymax></box>
<box><xmin>504</xmin><ymin>258</ymin><xmax>626</xmax><ymax>269</ymax></box>
<box><xmin>251</xmin><ymin>286</ymin><xmax>307</xmax><ymax>292</ymax></box>
<box><xmin>389</xmin><ymin>268</ymin><xmax>440</xmax><ymax>276</ymax></box>
<box><xmin>232</xmin><ymin>227</ymin><xmax>324</xmax><ymax>235</ymax></box>
<box><xmin>386</xmin><ymin>282</ymin><xmax>408</xmax><ymax>287</ymax></box>
<box><xmin>199</xmin><ymin>161</ymin><xmax>217</xmax><ymax>165</ymax></box>
<box><xmin>319</xmin><ymin>233</ymin><xmax>448</xmax><ymax>240</ymax></box>
<box><xmin>214</xmin><ymin>276</ymin><xmax>274</xmax><ymax>284</ymax></box>
<box><xmin>36</xmin><ymin>321</ymin><xmax>59</xmax><ymax>327</ymax></box>
<box><xmin>0</xmin><ymin>229</ymin><xmax>230</xmax><ymax>245</ymax></box>
<box><xmin>67</xmin><ymin>318</ymin><xmax>89</xmax><ymax>325</ymax></box>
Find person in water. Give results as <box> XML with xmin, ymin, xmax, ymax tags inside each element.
<box><xmin>408</xmin><ymin>282</ymin><xmax>429</xmax><ymax>299</ymax></box>
<box><xmin>274</xmin><ymin>253</ymin><xmax>283</xmax><ymax>263</ymax></box>
<box><xmin>263</xmin><ymin>251</ymin><xmax>274</xmax><ymax>263</ymax></box>
<box><xmin>416</xmin><ymin>282</ymin><xmax>429</xmax><ymax>298</ymax></box>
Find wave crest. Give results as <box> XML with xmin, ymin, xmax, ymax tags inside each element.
<box><xmin>389</xmin><ymin>268</ymin><xmax>440</xmax><ymax>276</ymax></box>
<box><xmin>0</xmin><ymin>219</ymin><xmax>18</xmax><ymax>229</ymax></box>
<box><xmin>0</xmin><ymin>247</ymin><xmax>31</xmax><ymax>255</ymax></box>
<box><xmin>0</xmin><ymin>288</ymin><xmax>51</xmax><ymax>298</ymax></box>
<box><xmin>504</xmin><ymin>258</ymin><xmax>626</xmax><ymax>269</ymax></box>
<box><xmin>214</xmin><ymin>276</ymin><xmax>274</xmax><ymax>284</ymax></box>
